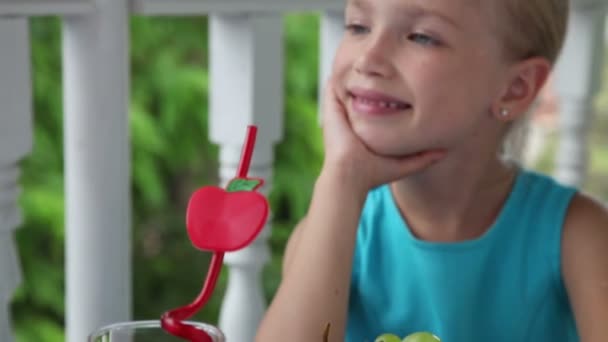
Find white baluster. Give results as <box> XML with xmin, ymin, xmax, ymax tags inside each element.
<box><xmin>209</xmin><ymin>13</ymin><xmax>283</xmax><ymax>342</ymax></box>
<box><xmin>0</xmin><ymin>18</ymin><xmax>33</xmax><ymax>342</ymax></box>
<box><xmin>217</xmin><ymin>145</ymin><xmax>274</xmax><ymax>341</ymax></box>
<box><xmin>553</xmin><ymin>0</ymin><xmax>606</xmax><ymax>186</ymax></box>
<box><xmin>62</xmin><ymin>1</ymin><xmax>131</xmax><ymax>341</ymax></box>
<box><xmin>319</xmin><ymin>10</ymin><xmax>344</xmax><ymax>112</ymax></box>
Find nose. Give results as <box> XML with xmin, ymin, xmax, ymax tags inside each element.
<box><xmin>353</xmin><ymin>32</ymin><xmax>396</xmax><ymax>78</ymax></box>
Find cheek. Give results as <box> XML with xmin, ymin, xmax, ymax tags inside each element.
<box><xmin>408</xmin><ymin>61</ymin><xmax>467</xmax><ymax>107</ymax></box>
<box><xmin>331</xmin><ymin>42</ymin><xmax>360</xmax><ymax>101</ymax></box>
<box><xmin>413</xmin><ymin>59</ymin><xmax>497</xmax><ymax>113</ymax></box>
<box><xmin>411</xmin><ymin>75</ymin><xmax>493</xmax><ymax>136</ymax></box>
<box><xmin>331</xmin><ymin>42</ymin><xmax>353</xmax><ymax>77</ymax></box>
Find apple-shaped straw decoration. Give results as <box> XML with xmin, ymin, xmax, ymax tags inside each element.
<box><xmin>161</xmin><ymin>125</ymin><xmax>269</xmax><ymax>341</ymax></box>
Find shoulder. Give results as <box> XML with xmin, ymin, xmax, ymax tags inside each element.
<box><xmin>561</xmin><ymin>191</ymin><xmax>608</xmax><ymax>265</ymax></box>
<box><xmin>561</xmin><ymin>192</ymin><xmax>608</xmax><ymax>339</ymax></box>
<box><xmin>561</xmin><ymin>192</ymin><xmax>608</xmax><ymax>263</ymax></box>
<box><xmin>519</xmin><ymin>168</ymin><xmax>572</xmax><ymax>191</ymax></box>
<box><xmin>562</xmin><ymin>192</ymin><xmax>608</xmax><ymax>246</ymax></box>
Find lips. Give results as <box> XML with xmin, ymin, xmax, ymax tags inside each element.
<box><xmin>347</xmin><ymin>87</ymin><xmax>411</xmax><ymax>115</ymax></box>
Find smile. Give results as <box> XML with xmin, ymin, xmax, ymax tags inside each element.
<box><xmin>347</xmin><ymin>88</ymin><xmax>412</xmax><ymax>115</ymax></box>
<box><xmin>353</xmin><ymin>96</ymin><xmax>409</xmax><ymax>109</ymax></box>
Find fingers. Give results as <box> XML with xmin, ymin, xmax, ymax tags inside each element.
<box><xmin>321</xmin><ymin>78</ymin><xmax>350</xmax><ymax>130</ymax></box>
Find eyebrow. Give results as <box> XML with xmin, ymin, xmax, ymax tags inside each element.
<box><xmin>346</xmin><ymin>0</ymin><xmax>461</xmax><ymax>30</ymax></box>
<box><xmin>347</xmin><ymin>0</ymin><xmax>371</xmax><ymax>12</ymax></box>
<box><xmin>405</xmin><ymin>6</ymin><xmax>461</xmax><ymax>29</ymax></box>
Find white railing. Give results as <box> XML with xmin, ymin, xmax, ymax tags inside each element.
<box><xmin>209</xmin><ymin>14</ymin><xmax>284</xmax><ymax>341</ymax></box>
<box><xmin>0</xmin><ymin>0</ymin><xmax>605</xmax><ymax>341</ymax></box>
<box><xmin>131</xmin><ymin>0</ymin><xmax>342</xmax><ymax>13</ymax></box>
<box><xmin>0</xmin><ymin>0</ymin><xmax>94</xmax><ymax>16</ymax></box>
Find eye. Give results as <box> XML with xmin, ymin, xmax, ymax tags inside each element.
<box><xmin>408</xmin><ymin>33</ymin><xmax>441</xmax><ymax>46</ymax></box>
<box><xmin>345</xmin><ymin>24</ymin><xmax>370</xmax><ymax>35</ymax></box>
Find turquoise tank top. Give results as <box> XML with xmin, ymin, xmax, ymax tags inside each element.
<box><xmin>346</xmin><ymin>169</ymin><xmax>579</xmax><ymax>341</ymax></box>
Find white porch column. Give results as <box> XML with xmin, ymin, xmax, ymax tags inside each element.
<box><xmin>319</xmin><ymin>10</ymin><xmax>344</xmax><ymax>95</ymax></box>
<box><xmin>209</xmin><ymin>13</ymin><xmax>283</xmax><ymax>342</ymax></box>
<box><xmin>62</xmin><ymin>0</ymin><xmax>131</xmax><ymax>340</ymax></box>
<box><xmin>0</xmin><ymin>18</ymin><xmax>32</xmax><ymax>342</ymax></box>
<box><xmin>553</xmin><ymin>0</ymin><xmax>606</xmax><ymax>186</ymax></box>
<box><xmin>318</xmin><ymin>11</ymin><xmax>344</xmax><ymax>122</ymax></box>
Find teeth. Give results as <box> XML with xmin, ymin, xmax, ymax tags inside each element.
<box><xmin>354</xmin><ymin>95</ymin><xmax>408</xmax><ymax>109</ymax></box>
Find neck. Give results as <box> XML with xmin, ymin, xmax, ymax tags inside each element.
<box><xmin>390</xmin><ymin>151</ymin><xmax>518</xmax><ymax>242</ymax></box>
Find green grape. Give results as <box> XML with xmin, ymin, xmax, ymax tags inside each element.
<box><xmin>402</xmin><ymin>331</ymin><xmax>441</xmax><ymax>342</ymax></box>
<box><xmin>374</xmin><ymin>333</ymin><xmax>402</xmax><ymax>342</ymax></box>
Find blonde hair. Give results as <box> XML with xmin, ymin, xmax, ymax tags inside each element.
<box><xmin>498</xmin><ymin>0</ymin><xmax>570</xmax><ymax>64</ymax></box>
<box><xmin>497</xmin><ymin>0</ymin><xmax>570</xmax><ymax>162</ymax></box>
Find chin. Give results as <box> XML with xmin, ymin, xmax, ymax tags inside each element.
<box><xmin>368</xmin><ymin>143</ymin><xmax>413</xmax><ymax>157</ymax></box>
<box><xmin>352</xmin><ymin>125</ymin><xmax>414</xmax><ymax>157</ymax></box>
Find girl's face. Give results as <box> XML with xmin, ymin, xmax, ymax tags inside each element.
<box><xmin>333</xmin><ymin>0</ymin><xmax>514</xmax><ymax>157</ymax></box>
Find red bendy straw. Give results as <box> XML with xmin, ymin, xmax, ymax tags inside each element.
<box><xmin>161</xmin><ymin>125</ymin><xmax>265</xmax><ymax>342</ymax></box>
<box><xmin>237</xmin><ymin>126</ymin><xmax>257</xmax><ymax>178</ymax></box>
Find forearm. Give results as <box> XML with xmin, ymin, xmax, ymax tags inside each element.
<box><xmin>256</xmin><ymin>169</ymin><xmax>367</xmax><ymax>341</ymax></box>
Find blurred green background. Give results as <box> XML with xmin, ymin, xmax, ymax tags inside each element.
<box><xmin>10</xmin><ymin>15</ymin><xmax>608</xmax><ymax>341</ymax></box>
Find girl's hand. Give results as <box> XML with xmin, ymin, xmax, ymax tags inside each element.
<box><xmin>320</xmin><ymin>78</ymin><xmax>445</xmax><ymax>193</ymax></box>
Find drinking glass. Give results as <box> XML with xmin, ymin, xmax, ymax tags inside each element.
<box><xmin>88</xmin><ymin>320</ymin><xmax>225</xmax><ymax>342</ymax></box>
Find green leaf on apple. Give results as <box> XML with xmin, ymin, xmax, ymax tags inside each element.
<box><xmin>226</xmin><ymin>178</ymin><xmax>262</xmax><ymax>192</ymax></box>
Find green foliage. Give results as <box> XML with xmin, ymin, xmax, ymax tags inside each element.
<box><xmin>13</xmin><ymin>13</ymin><xmax>323</xmax><ymax>341</ymax></box>
<box><xmin>14</xmin><ymin>315</ymin><xmax>64</xmax><ymax>342</ymax></box>
<box><xmin>13</xmin><ymin>18</ymin><xmax>65</xmax><ymax>341</ymax></box>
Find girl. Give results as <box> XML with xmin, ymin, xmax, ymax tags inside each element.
<box><xmin>256</xmin><ymin>0</ymin><xmax>608</xmax><ymax>340</ymax></box>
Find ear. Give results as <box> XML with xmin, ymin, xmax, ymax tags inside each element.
<box><xmin>492</xmin><ymin>57</ymin><xmax>552</xmax><ymax>122</ymax></box>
